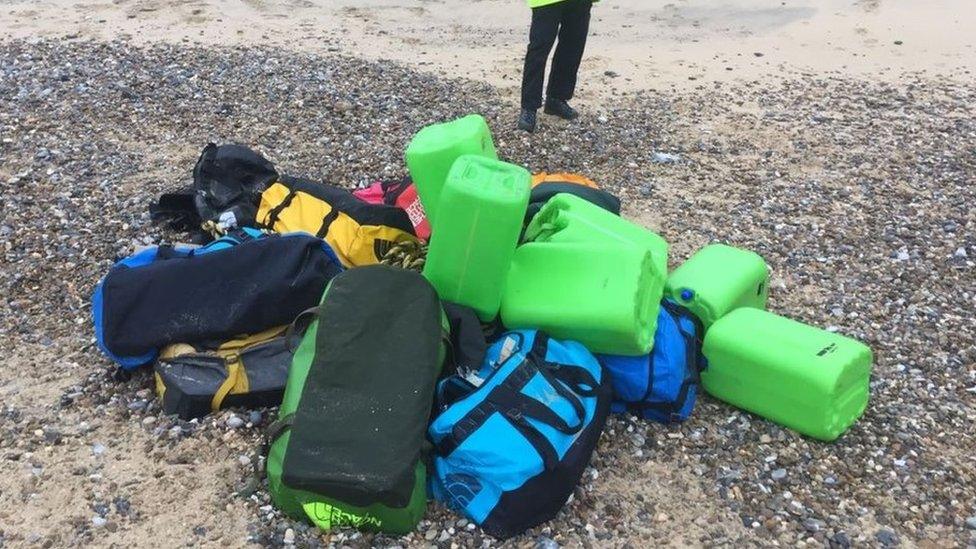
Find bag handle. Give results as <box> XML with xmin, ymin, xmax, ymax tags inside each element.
<box><xmin>487</xmin><ymin>374</ymin><xmax>585</xmax><ymax>436</ymax></box>
<box><xmin>284</xmin><ymin>306</ymin><xmax>322</xmax><ymax>354</ymax></box>
<box><xmin>528</xmin><ymin>332</ymin><xmax>600</xmax><ymax>396</ymax></box>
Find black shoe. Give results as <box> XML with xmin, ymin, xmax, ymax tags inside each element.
<box><xmin>544</xmin><ymin>99</ymin><xmax>579</xmax><ymax>120</ymax></box>
<box><xmin>517</xmin><ymin>109</ymin><xmax>537</xmax><ymax>132</ymax></box>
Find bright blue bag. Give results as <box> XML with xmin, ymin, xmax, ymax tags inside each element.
<box><xmin>429</xmin><ymin>330</ymin><xmax>611</xmax><ymax>539</ymax></box>
<box><xmin>596</xmin><ymin>300</ymin><xmax>705</xmax><ymax>423</ymax></box>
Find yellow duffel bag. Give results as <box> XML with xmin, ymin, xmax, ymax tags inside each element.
<box><xmin>257</xmin><ymin>176</ymin><xmax>419</xmax><ymax>267</ymax></box>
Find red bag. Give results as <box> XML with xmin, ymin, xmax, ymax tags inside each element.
<box><xmin>354</xmin><ymin>178</ymin><xmax>431</xmax><ymax>241</ymax></box>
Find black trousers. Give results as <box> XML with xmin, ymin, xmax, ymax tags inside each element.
<box><xmin>520</xmin><ymin>0</ymin><xmax>593</xmax><ymax>111</ymax></box>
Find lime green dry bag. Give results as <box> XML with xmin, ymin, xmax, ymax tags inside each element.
<box><xmin>702</xmin><ymin>308</ymin><xmax>872</xmax><ymax>441</ymax></box>
<box><xmin>266</xmin><ymin>266</ymin><xmax>446</xmax><ymax>534</ymax></box>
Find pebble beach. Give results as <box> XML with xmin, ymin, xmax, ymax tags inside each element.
<box><xmin>1</xmin><ymin>2</ymin><xmax>975</xmax><ymax>547</ymax></box>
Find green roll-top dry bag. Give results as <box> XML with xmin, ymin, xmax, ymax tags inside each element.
<box><xmin>267</xmin><ymin>265</ymin><xmax>447</xmax><ymax>534</ymax></box>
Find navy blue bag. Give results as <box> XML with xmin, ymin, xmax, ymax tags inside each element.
<box><xmin>429</xmin><ymin>330</ymin><xmax>611</xmax><ymax>539</ymax></box>
<box><xmin>596</xmin><ymin>300</ymin><xmax>705</xmax><ymax>423</ymax></box>
<box><xmin>92</xmin><ymin>229</ymin><xmax>342</xmax><ymax>370</ymax></box>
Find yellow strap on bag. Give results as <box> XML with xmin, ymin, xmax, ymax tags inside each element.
<box><xmin>208</xmin><ymin>325</ymin><xmax>288</xmax><ymax>411</ymax></box>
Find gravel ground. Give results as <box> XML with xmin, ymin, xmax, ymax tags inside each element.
<box><xmin>1</xmin><ymin>39</ymin><xmax>974</xmax><ymax>548</ymax></box>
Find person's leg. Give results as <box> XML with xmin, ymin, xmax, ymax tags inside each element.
<box><xmin>520</xmin><ymin>4</ymin><xmax>562</xmax><ymax>111</ymax></box>
<box><xmin>546</xmin><ymin>0</ymin><xmax>592</xmax><ymax>105</ymax></box>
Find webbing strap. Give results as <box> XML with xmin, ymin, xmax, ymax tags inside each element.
<box><xmin>315</xmin><ymin>208</ymin><xmax>340</xmax><ymax>239</ymax></box>
<box><xmin>211</xmin><ymin>354</ymin><xmax>244</xmax><ymax>412</ymax></box>
<box><xmin>266</xmin><ymin>413</ymin><xmax>296</xmax><ymax>446</ymax></box>
<box><xmin>263</xmin><ymin>188</ymin><xmax>298</xmax><ymax>228</ymax></box>
<box><xmin>434</xmin><ymin>333</ymin><xmax>591</xmax><ymax>467</ymax></box>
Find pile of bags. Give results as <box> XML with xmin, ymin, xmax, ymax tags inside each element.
<box><xmin>93</xmin><ymin>114</ymin><xmax>874</xmax><ymax>538</ymax></box>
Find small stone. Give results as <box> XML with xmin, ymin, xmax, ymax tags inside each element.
<box><xmin>283</xmin><ymin>528</ymin><xmax>295</xmax><ymax>544</ymax></box>
<box><xmin>954</xmin><ymin>247</ymin><xmax>967</xmax><ymax>258</ymax></box>
<box><xmin>964</xmin><ymin>516</ymin><xmax>976</xmax><ymax>530</ymax></box>
<box><xmin>92</xmin><ymin>443</ymin><xmax>106</xmax><ymax>456</ymax></box>
<box><xmin>875</xmin><ymin>529</ymin><xmax>899</xmax><ymax>546</ymax></box>
<box><xmin>226</xmin><ymin>416</ymin><xmax>244</xmax><ymax>429</ymax></box>
<box><xmin>894</xmin><ymin>40</ymin><xmax>903</xmax><ymax>45</ymax></box>
<box><xmin>248</xmin><ymin>411</ymin><xmax>263</xmax><ymax>426</ymax></box>
<box><xmin>113</xmin><ymin>497</ymin><xmax>131</xmax><ymax>516</ymax></box>
<box><xmin>896</xmin><ymin>250</ymin><xmax>910</xmax><ymax>261</ymax></box>
<box><xmin>830</xmin><ymin>532</ymin><xmax>851</xmax><ymax>549</ymax></box>
<box><xmin>168</xmin><ymin>426</ymin><xmax>182</xmax><ymax>439</ymax></box>
<box><xmin>803</xmin><ymin>518</ymin><xmax>824</xmax><ymax>533</ymax></box>
<box><xmin>771</xmin><ymin>468</ymin><xmax>787</xmax><ymax>481</ymax></box>
<box><xmin>92</xmin><ymin>516</ymin><xmax>107</xmax><ymax>528</ymax></box>
<box><xmin>424</xmin><ymin>528</ymin><xmax>437</xmax><ymax>541</ymax></box>
<box><xmin>142</xmin><ymin>416</ymin><xmax>156</xmax><ymax>426</ymax></box>
<box><xmin>536</xmin><ymin>535</ymin><xmax>560</xmax><ymax>549</ymax></box>
<box><xmin>651</xmin><ymin>152</ymin><xmax>681</xmax><ymax>164</ymax></box>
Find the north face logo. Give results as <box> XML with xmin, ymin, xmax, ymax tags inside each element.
<box><xmin>444</xmin><ymin>473</ymin><xmax>482</xmax><ymax>510</ymax></box>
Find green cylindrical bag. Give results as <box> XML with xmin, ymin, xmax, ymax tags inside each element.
<box><xmin>267</xmin><ymin>266</ymin><xmax>447</xmax><ymax>534</ymax></box>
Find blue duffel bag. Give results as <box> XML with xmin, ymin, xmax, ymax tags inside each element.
<box><xmin>429</xmin><ymin>330</ymin><xmax>611</xmax><ymax>539</ymax></box>
<box><xmin>92</xmin><ymin>228</ymin><xmax>342</xmax><ymax>370</ymax></box>
<box><xmin>596</xmin><ymin>299</ymin><xmax>705</xmax><ymax>423</ymax></box>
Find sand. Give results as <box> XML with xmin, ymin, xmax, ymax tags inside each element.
<box><xmin>2</xmin><ymin>0</ymin><xmax>974</xmax><ymax>101</ymax></box>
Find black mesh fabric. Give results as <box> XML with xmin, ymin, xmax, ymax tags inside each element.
<box><xmin>282</xmin><ymin>265</ymin><xmax>443</xmax><ymax>508</ymax></box>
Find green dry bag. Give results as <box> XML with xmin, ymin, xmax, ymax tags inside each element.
<box><xmin>266</xmin><ymin>266</ymin><xmax>446</xmax><ymax>534</ymax></box>
<box><xmin>702</xmin><ymin>308</ymin><xmax>872</xmax><ymax>441</ymax></box>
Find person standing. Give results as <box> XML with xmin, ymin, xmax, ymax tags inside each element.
<box><xmin>518</xmin><ymin>0</ymin><xmax>596</xmax><ymax>133</ymax></box>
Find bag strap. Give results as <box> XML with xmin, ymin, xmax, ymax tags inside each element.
<box><xmin>284</xmin><ymin>306</ymin><xmax>322</xmax><ymax>354</ymax></box>
<box><xmin>528</xmin><ymin>332</ymin><xmax>600</xmax><ymax>397</ymax></box>
<box><xmin>315</xmin><ymin>208</ymin><xmax>340</xmax><ymax>239</ymax></box>
<box><xmin>210</xmin><ymin>354</ymin><xmax>244</xmax><ymax>412</ymax></box>
<box><xmin>261</xmin><ymin>187</ymin><xmax>298</xmax><ymax>229</ymax></box>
